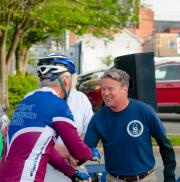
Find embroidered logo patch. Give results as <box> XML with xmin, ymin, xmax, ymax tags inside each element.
<box><xmin>127</xmin><ymin>120</ymin><xmax>143</xmax><ymax>137</ymax></box>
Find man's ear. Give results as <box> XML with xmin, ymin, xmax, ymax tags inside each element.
<box><xmin>123</xmin><ymin>85</ymin><xmax>128</xmax><ymax>94</ymax></box>
<box><xmin>63</xmin><ymin>75</ymin><xmax>70</xmax><ymax>88</ymax></box>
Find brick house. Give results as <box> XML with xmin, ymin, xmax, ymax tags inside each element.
<box><xmin>143</xmin><ymin>21</ymin><xmax>180</xmax><ymax>56</ymax></box>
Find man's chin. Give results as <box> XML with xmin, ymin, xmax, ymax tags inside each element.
<box><xmin>104</xmin><ymin>101</ymin><xmax>112</xmax><ymax>107</ymax></box>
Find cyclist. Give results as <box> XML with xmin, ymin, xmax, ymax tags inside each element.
<box><xmin>0</xmin><ymin>53</ymin><xmax>98</xmax><ymax>182</ymax></box>
<box><xmin>43</xmin><ymin>54</ymin><xmax>94</xmax><ymax>182</ymax></box>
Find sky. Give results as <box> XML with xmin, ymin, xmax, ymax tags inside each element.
<box><xmin>143</xmin><ymin>0</ymin><xmax>180</xmax><ymax>21</ymax></box>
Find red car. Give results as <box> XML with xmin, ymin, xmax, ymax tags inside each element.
<box><xmin>155</xmin><ymin>61</ymin><xmax>180</xmax><ymax>113</ymax></box>
<box><xmin>78</xmin><ymin>61</ymin><xmax>180</xmax><ymax>113</ymax></box>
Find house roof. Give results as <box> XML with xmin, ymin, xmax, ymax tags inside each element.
<box><xmin>154</xmin><ymin>21</ymin><xmax>180</xmax><ymax>32</ymax></box>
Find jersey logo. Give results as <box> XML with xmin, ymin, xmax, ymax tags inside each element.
<box><xmin>127</xmin><ymin>120</ymin><xmax>143</xmax><ymax>137</ymax></box>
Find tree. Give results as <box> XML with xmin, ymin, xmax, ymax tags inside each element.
<box><xmin>16</xmin><ymin>0</ymin><xmax>140</xmax><ymax>73</ymax></box>
<box><xmin>0</xmin><ymin>0</ymin><xmax>140</xmax><ymax>109</ymax></box>
<box><xmin>102</xmin><ymin>55</ymin><xmax>114</xmax><ymax>67</ymax></box>
<box><xmin>0</xmin><ymin>0</ymin><xmax>47</xmax><ymax>109</ymax></box>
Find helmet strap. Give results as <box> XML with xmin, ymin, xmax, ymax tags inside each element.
<box><xmin>56</xmin><ymin>77</ymin><xmax>69</xmax><ymax>101</ymax></box>
<box><xmin>67</xmin><ymin>74</ymin><xmax>73</xmax><ymax>95</ymax></box>
<box><xmin>59</xmin><ymin>74</ymin><xmax>73</xmax><ymax>101</ymax></box>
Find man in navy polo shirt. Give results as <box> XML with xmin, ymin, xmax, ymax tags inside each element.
<box><xmin>84</xmin><ymin>68</ymin><xmax>176</xmax><ymax>182</ymax></box>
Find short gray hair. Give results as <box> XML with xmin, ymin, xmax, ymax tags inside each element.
<box><xmin>39</xmin><ymin>72</ymin><xmax>72</xmax><ymax>88</ymax></box>
<box><xmin>102</xmin><ymin>68</ymin><xmax>129</xmax><ymax>87</ymax></box>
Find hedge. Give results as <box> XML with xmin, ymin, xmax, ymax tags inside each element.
<box><xmin>8</xmin><ymin>73</ymin><xmax>38</xmax><ymax>116</ymax></box>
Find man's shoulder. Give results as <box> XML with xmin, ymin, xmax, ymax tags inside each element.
<box><xmin>23</xmin><ymin>87</ymin><xmax>68</xmax><ymax>110</ymax></box>
<box><xmin>70</xmin><ymin>89</ymin><xmax>87</xmax><ymax>97</ymax></box>
<box><xmin>130</xmin><ymin>98</ymin><xmax>155</xmax><ymax>112</ymax></box>
<box><xmin>24</xmin><ymin>87</ymin><xmax>60</xmax><ymax>100</ymax></box>
<box><xmin>93</xmin><ymin>106</ymin><xmax>108</xmax><ymax>118</ymax></box>
<box><xmin>69</xmin><ymin>90</ymin><xmax>91</xmax><ymax>103</ymax></box>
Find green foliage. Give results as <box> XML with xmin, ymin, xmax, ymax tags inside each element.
<box><xmin>1</xmin><ymin>0</ymin><xmax>141</xmax><ymax>68</ymax></box>
<box><xmin>168</xmin><ymin>135</ymin><xmax>180</xmax><ymax>146</ymax></box>
<box><xmin>8</xmin><ymin>73</ymin><xmax>38</xmax><ymax>114</ymax></box>
<box><xmin>13</xmin><ymin>0</ymin><xmax>140</xmax><ymax>49</ymax></box>
<box><xmin>0</xmin><ymin>0</ymin><xmax>140</xmax><ymax>109</ymax></box>
<box><xmin>101</xmin><ymin>55</ymin><xmax>113</xmax><ymax>67</ymax></box>
<box><xmin>28</xmin><ymin>52</ymin><xmax>36</xmax><ymax>67</ymax></box>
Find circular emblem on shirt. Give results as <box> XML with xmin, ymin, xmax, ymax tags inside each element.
<box><xmin>127</xmin><ymin>120</ymin><xmax>144</xmax><ymax>137</ymax></box>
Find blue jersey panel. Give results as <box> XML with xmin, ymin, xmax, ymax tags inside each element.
<box><xmin>8</xmin><ymin>89</ymin><xmax>74</xmax><ymax>143</ymax></box>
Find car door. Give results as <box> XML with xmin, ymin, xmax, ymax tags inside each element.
<box><xmin>155</xmin><ymin>63</ymin><xmax>180</xmax><ymax>107</ymax></box>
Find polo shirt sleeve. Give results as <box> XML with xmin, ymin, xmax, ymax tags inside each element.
<box><xmin>146</xmin><ymin>107</ymin><xmax>166</xmax><ymax>139</ymax></box>
<box><xmin>84</xmin><ymin>115</ymin><xmax>100</xmax><ymax>148</ymax></box>
<box><xmin>146</xmin><ymin>107</ymin><xmax>176</xmax><ymax>182</ymax></box>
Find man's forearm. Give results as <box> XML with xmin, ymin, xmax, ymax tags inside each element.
<box><xmin>54</xmin><ymin>143</ymin><xmax>70</xmax><ymax>159</ymax></box>
<box><xmin>54</xmin><ymin>143</ymin><xmax>79</xmax><ymax>167</ymax></box>
<box><xmin>54</xmin><ymin>121</ymin><xmax>92</xmax><ymax>162</ymax></box>
<box><xmin>156</xmin><ymin>136</ymin><xmax>176</xmax><ymax>182</ymax></box>
<box><xmin>49</xmin><ymin>147</ymin><xmax>75</xmax><ymax>178</ymax></box>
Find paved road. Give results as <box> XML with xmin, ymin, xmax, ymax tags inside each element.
<box><xmin>158</xmin><ymin>113</ymin><xmax>180</xmax><ymax>122</ymax></box>
<box><xmin>155</xmin><ymin>152</ymin><xmax>180</xmax><ymax>182</ymax></box>
<box><xmin>163</xmin><ymin>122</ymin><xmax>180</xmax><ymax>135</ymax></box>
<box><xmin>157</xmin><ymin>113</ymin><xmax>180</xmax><ymax>135</ymax></box>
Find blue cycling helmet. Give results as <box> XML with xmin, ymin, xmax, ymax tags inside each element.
<box><xmin>37</xmin><ymin>53</ymin><xmax>76</xmax><ymax>100</ymax></box>
<box><xmin>37</xmin><ymin>53</ymin><xmax>76</xmax><ymax>76</ymax></box>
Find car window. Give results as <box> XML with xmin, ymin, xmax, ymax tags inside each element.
<box><xmin>155</xmin><ymin>65</ymin><xmax>177</xmax><ymax>81</ymax></box>
<box><xmin>176</xmin><ymin>65</ymin><xmax>180</xmax><ymax>80</ymax></box>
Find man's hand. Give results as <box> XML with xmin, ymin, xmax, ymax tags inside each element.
<box><xmin>91</xmin><ymin>148</ymin><xmax>101</xmax><ymax>162</ymax></box>
<box><xmin>68</xmin><ymin>156</ymin><xmax>79</xmax><ymax>168</ymax></box>
<box><xmin>71</xmin><ymin>170</ymin><xmax>91</xmax><ymax>182</ymax></box>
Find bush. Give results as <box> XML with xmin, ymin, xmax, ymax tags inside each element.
<box><xmin>8</xmin><ymin>73</ymin><xmax>38</xmax><ymax>116</ymax></box>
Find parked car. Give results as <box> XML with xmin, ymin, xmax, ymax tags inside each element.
<box><xmin>78</xmin><ymin>61</ymin><xmax>180</xmax><ymax>113</ymax></box>
<box><xmin>77</xmin><ymin>70</ymin><xmax>106</xmax><ymax>90</ymax></box>
<box><xmin>155</xmin><ymin>61</ymin><xmax>180</xmax><ymax>113</ymax></box>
